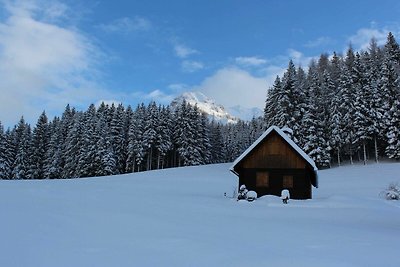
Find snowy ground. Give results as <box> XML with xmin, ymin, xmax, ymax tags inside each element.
<box><xmin>1</xmin><ymin>162</ymin><xmax>400</xmax><ymax>267</ymax></box>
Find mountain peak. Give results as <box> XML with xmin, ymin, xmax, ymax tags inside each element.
<box><xmin>171</xmin><ymin>91</ymin><xmax>239</xmax><ymax>124</ymax></box>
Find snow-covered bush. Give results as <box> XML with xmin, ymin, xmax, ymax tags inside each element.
<box><xmin>281</xmin><ymin>189</ymin><xmax>290</xmax><ymax>204</ymax></box>
<box><xmin>381</xmin><ymin>183</ymin><xmax>400</xmax><ymax>200</ymax></box>
<box><xmin>246</xmin><ymin>191</ymin><xmax>257</xmax><ymax>202</ymax></box>
<box><xmin>237</xmin><ymin>185</ymin><xmax>248</xmax><ymax>200</ymax></box>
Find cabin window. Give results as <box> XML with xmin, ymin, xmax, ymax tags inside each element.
<box><xmin>256</xmin><ymin>172</ymin><xmax>269</xmax><ymax>187</ymax></box>
<box><xmin>283</xmin><ymin>175</ymin><xmax>293</xmax><ymax>188</ymax></box>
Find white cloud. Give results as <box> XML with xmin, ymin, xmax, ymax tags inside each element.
<box><xmin>0</xmin><ymin>0</ymin><xmax>107</xmax><ymax>126</ymax></box>
<box><xmin>235</xmin><ymin>56</ymin><xmax>267</xmax><ymax>66</ymax></box>
<box><xmin>181</xmin><ymin>60</ymin><xmax>204</xmax><ymax>73</ymax></box>
<box><xmin>167</xmin><ymin>83</ymin><xmax>189</xmax><ymax>92</ymax></box>
<box><xmin>191</xmin><ymin>67</ymin><xmax>268</xmax><ymax>109</ymax></box>
<box><xmin>348</xmin><ymin>26</ymin><xmax>395</xmax><ymax>51</ymax></box>
<box><xmin>99</xmin><ymin>16</ymin><xmax>151</xmax><ymax>33</ymax></box>
<box><xmin>287</xmin><ymin>48</ymin><xmax>316</xmax><ymax>67</ymax></box>
<box><xmin>304</xmin><ymin>36</ymin><xmax>333</xmax><ymax>48</ymax></box>
<box><xmin>131</xmin><ymin>89</ymin><xmax>175</xmax><ymax>104</ymax></box>
<box><xmin>174</xmin><ymin>44</ymin><xmax>198</xmax><ymax>58</ymax></box>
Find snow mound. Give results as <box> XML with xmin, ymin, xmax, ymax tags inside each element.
<box><xmin>1</xmin><ymin>163</ymin><xmax>400</xmax><ymax>266</ymax></box>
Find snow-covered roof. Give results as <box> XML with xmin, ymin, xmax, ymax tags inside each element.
<box><xmin>230</xmin><ymin>126</ymin><xmax>318</xmax><ymax>173</ymax></box>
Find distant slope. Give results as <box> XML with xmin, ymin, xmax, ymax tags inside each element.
<box><xmin>1</xmin><ymin>163</ymin><xmax>400</xmax><ymax>267</ymax></box>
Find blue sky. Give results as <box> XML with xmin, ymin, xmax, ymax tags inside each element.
<box><xmin>1</xmin><ymin>0</ymin><xmax>400</xmax><ymax>126</ymax></box>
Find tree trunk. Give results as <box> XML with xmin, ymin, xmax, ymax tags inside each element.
<box><xmin>374</xmin><ymin>136</ymin><xmax>379</xmax><ymax>163</ymax></box>
<box><xmin>337</xmin><ymin>147</ymin><xmax>341</xmax><ymax>167</ymax></box>
<box><xmin>363</xmin><ymin>140</ymin><xmax>367</xmax><ymax>165</ymax></box>
<box><xmin>349</xmin><ymin>147</ymin><xmax>353</xmax><ymax>165</ymax></box>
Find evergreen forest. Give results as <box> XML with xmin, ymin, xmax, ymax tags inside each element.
<box><xmin>0</xmin><ymin>33</ymin><xmax>400</xmax><ymax>179</ymax></box>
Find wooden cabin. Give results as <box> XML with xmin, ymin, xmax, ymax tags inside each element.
<box><xmin>230</xmin><ymin>126</ymin><xmax>318</xmax><ymax>199</ymax></box>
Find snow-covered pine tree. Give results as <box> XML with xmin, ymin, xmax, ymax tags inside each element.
<box><xmin>123</xmin><ymin>105</ymin><xmax>134</xmax><ymax>171</ymax></box>
<box><xmin>327</xmin><ymin>53</ymin><xmax>344</xmax><ymax>166</ymax></box>
<box><xmin>385</xmin><ymin>99</ymin><xmax>400</xmax><ymax>159</ymax></box>
<box><xmin>0</xmin><ymin>122</ymin><xmax>8</xmax><ymax>179</ymax></box>
<box><xmin>198</xmin><ymin>112</ymin><xmax>212</xmax><ymax>164</ymax></box>
<box><xmin>173</xmin><ymin>100</ymin><xmax>189</xmax><ymax>166</ymax></box>
<box><xmin>126</xmin><ymin>103</ymin><xmax>146</xmax><ymax>172</ymax></box>
<box><xmin>95</xmin><ymin>116</ymin><xmax>117</xmax><ymax>176</ymax></box>
<box><xmin>63</xmin><ymin>112</ymin><xmax>84</xmax><ymax>178</ymax></box>
<box><xmin>184</xmin><ymin>104</ymin><xmax>203</xmax><ymax>166</ymax></box>
<box><xmin>339</xmin><ymin>47</ymin><xmax>357</xmax><ymax>164</ymax></box>
<box><xmin>155</xmin><ymin>105</ymin><xmax>172</xmax><ymax>169</ymax></box>
<box><xmin>293</xmin><ymin>66</ymin><xmax>308</xmax><ymax>147</ymax></box>
<box><xmin>110</xmin><ymin>103</ymin><xmax>126</xmax><ymax>174</ymax></box>
<box><xmin>12</xmin><ymin>118</ymin><xmax>32</xmax><ymax>179</ymax></box>
<box><xmin>302</xmin><ymin>62</ymin><xmax>330</xmax><ymax>167</ymax></box>
<box><xmin>0</xmin><ymin>128</ymin><xmax>14</xmax><ymax>179</ymax></box>
<box><xmin>352</xmin><ymin>53</ymin><xmax>372</xmax><ymax>165</ymax></box>
<box><xmin>380</xmin><ymin>56</ymin><xmax>400</xmax><ymax>157</ymax></box>
<box><xmin>384</xmin><ymin>32</ymin><xmax>400</xmax><ymax>68</ymax></box>
<box><xmin>209</xmin><ymin>120</ymin><xmax>224</xmax><ymax>163</ymax></box>
<box><xmin>77</xmin><ymin>104</ymin><xmax>98</xmax><ymax>178</ymax></box>
<box><xmin>365</xmin><ymin>40</ymin><xmax>385</xmax><ymax>162</ymax></box>
<box><xmin>143</xmin><ymin>102</ymin><xmax>158</xmax><ymax>170</ymax></box>
<box><xmin>43</xmin><ymin>117</ymin><xmax>63</xmax><ymax>179</ymax></box>
<box><xmin>264</xmin><ymin>76</ymin><xmax>281</xmax><ymax>128</ymax></box>
<box><xmin>276</xmin><ymin>60</ymin><xmax>297</xmax><ymax>131</ymax></box>
<box><xmin>30</xmin><ymin>111</ymin><xmax>49</xmax><ymax>179</ymax></box>
<box><xmin>382</xmin><ymin>33</ymin><xmax>400</xmax><ymax>159</ymax></box>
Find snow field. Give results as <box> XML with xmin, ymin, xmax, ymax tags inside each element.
<box><xmin>0</xmin><ymin>163</ymin><xmax>399</xmax><ymax>267</ymax></box>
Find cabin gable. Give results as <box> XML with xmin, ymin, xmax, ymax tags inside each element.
<box><xmin>238</xmin><ymin>131</ymin><xmax>307</xmax><ymax>170</ymax></box>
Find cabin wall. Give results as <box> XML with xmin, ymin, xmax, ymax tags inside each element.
<box><xmin>238</xmin><ymin>168</ymin><xmax>312</xmax><ymax>199</ymax></box>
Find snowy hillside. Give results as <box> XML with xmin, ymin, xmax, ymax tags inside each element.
<box><xmin>1</xmin><ymin>163</ymin><xmax>400</xmax><ymax>267</ymax></box>
<box><xmin>170</xmin><ymin>92</ymin><xmax>240</xmax><ymax>123</ymax></box>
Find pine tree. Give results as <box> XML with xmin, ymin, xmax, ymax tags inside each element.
<box><xmin>209</xmin><ymin>120</ymin><xmax>224</xmax><ymax>163</ymax></box>
<box><xmin>143</xmin><ymin>102</ymin><xmax>158</xmax><ymax>170</ymax></box>
<box><xmin>44</xmin><ymin>117</ymin><xmax>63</xmax><ymax>179</ymax></box>
<box><xmin>0</xmin><ymin>128</ymin><xmax>14</xmax><ymax>179</ymax></box>
<box><xmin>95</xmin><ymin>117</ymin><xmax>116</xmax><ymax>176</ymax></box>
<box><xmin>385</xmin><ymin>98</ymin><xmax>400</xmax><ymax>159</ymax></box>
<box><xmin>155</xmin><ymin>106</ymin><xmax>172</xmax><ymax>169</ymax></box>
<box><xmin>365</xmin><ymin>41</ymin><xmax>385</xmax><ymax>162</ymax></box>
<box><xmin>63</xmin><ymin>112</ymin><xmax>84</xmax><ymax>178</ymax></box>
<box><xmin>352</xmin><ymin>53</ymin><xmax>371</xmax><ymax>165</ymax></box>
<box><xmin>302</xmin><ymin>64</ymin><xmax>330</xmax><ymax>167</ymax></box>
<box><xmin>110</xmin><ymin>103</ymin><xmax>126</xmax><ymax>174</ymax></box>
<box><xmin>30</xmin><ymin>111</ymin><xmax>49</xmax><ymax>179</ymax></box>
<box><xmin>126</xmin><ymin>104</ymin><xmax>146</xmax><ymax>172</ymax></box>
<box><xmin>276</xmin><ymin>60</ymin><xmax>297</xmax><ymax>130</ymax></box>
<box><xmin>264</xmin><ymin>76</ymin><xmax>281</xmax><ymax>128</ymax></box>
<box><xmin>12</xmin><ymin>118</ymin><xmax>32</xmax><ymax>179</ymax></box>
<box><xmin>0</xmin><ymin>122</ymin><xmax>8</xmax><ymax>179</ymax></box>
<box><xmin>339</xmin><ymin>47</ymin><xmax>357</xmax><ymax>164</ymax></box>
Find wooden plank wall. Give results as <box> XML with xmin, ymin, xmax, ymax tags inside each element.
<box><xmin>240</xmin><ymin>132</ymin><xmax>307</xmax><ymax>169</ymax></box>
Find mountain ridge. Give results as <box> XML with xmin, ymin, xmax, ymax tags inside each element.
<box><xmin>170</xmin><ymin>91</ymin><xmax>263</xmax><ymax>123</ymax></box>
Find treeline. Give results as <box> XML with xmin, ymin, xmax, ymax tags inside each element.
<box><xmin>265</xmin><ymin>32</ymin><xmax>400</xmax><ymax>167</ymax></box>
<box><xmin>0</xmin><ymin>101</ymin><xmax>264</xmax><ymax>179</ymax></box>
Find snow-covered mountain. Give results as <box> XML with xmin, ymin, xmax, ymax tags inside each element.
<box><xmin>170</xmin><ymin>91</ymin><xmax>263</xmax><ymax>123</ymax></box>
